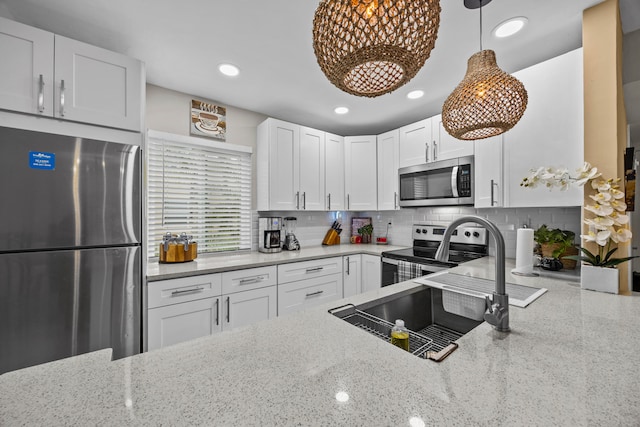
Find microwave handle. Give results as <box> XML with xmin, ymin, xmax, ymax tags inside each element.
<box><xmin>451</xmin><ymin>166</ymin><xmax>459</xmax><ymax>198</ymax></box>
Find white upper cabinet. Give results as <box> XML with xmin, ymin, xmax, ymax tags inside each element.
<box><xmin>474</xmin><ymin>135</ymin><xmax>504</xmax><ymax>208</ymax></box>
<box><xmin>503</xmin><ymin>48</ymin><xmax>584</xmax><ymax>207</ymax></box>
<box><xmin>0</xmin><ymin>17</ymin><xmax>143</xmax><ymax>131</ymax></box>
<box><xmin>325</xmin><ymin>132</ymin><xmax>345</xmax><ymax>210</ymax></box>
<box><xmin>344</xmin><ymin>135</ymin><xmax>378</xmax><ymax>210</ymax></box>
<box><xmin>299</xmin><ymin>126</ymin><xmax>325</xmax><ymax>210</ymax></box>
<box><xmin>433</xmin><ymin>114</ymin><xmax>474</xmax><ymax>161</ymax></box>
<box><xmin>377</xmin><ymin>129</ymin><xmax>400</xmax><ymax>210</ymax></box>
<box><xmin>399</xmin><ymin>118</ymin><xmax>432</xmax><ymax>168</ymax></box>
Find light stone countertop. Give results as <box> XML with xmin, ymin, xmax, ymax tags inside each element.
<box><xmin>147</xmin><ymin>243</ymin><xmax>406</xmax><ymax>281</ymax></box>
<box><xmin>2</xmin><ymin>258</ymin><xmax>640</xmax><ymax>426</ymax></box>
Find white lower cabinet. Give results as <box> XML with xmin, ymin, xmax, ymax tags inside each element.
<box><xmin>223</xmin><ymin>286</ymin><xmax>277</xmax><ymax>330</ymax></box>
<box><xmin>278</xmin><ymin>273</ymin><xmax>343</xmax><ymax>316</ymax></box>
<box><xmin>343</xmin><ymin>255</ymin><xmax>362</xmax><ymax>298</ymax></box>
<box><xmin>361</xmin><ymin>254</ymin><xmax>382</xmax><ymax>293</ymax></box>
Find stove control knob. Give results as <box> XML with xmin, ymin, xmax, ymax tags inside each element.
<box><xmin>473</xmin><ymin>231</ymin><xmax>480</xmax><ymax>238</ymax></box>
<box><xmin>464</xmin><ymin>231</ymin><xmax>471</xmax><ymax>237</ymax></box>
<box><xmin>422</xmin><ymin>228</ymin><xmax>428</xmax><ymax>234</ymax></box>
<box><xmin>416</xmin><ymin>228</ymin><xmax>422</xmax><ymax>234</ymax></box>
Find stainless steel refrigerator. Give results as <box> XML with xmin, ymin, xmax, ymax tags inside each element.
<box><xmin>0</xmin><ymin>126</ymin><xmax>141</xmax><ymax>374</ymax></box>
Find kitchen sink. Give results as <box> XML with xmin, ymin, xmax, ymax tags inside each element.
<box><xmin>330</xmin><ymin>286</ymin><xmax>482</xmax><ymax>359</ymax></box>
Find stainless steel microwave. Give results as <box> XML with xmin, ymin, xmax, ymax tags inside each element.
<box><xmin>398</xmin><ymin>155</ymin><xmax>474</xmax><ymax>207</ymax></box>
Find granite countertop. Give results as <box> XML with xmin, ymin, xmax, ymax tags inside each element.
<box><xmin>147</xmin><ymin>244</ymin><xmax>406</xmax><ymax>281</ymax></box>
<box><xmin>2</xmin><ymin>258</ymin><xmax>640</xmax><ymax>425</ymax></box>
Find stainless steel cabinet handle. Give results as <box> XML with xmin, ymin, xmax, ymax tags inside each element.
<box><xmin>425</xmin><ymin>142</ymin><xmax>429</xmax><ymax>162</ymax></box>
<box><xmin>327</xmin><ymin>193</ymin><xmax>331</xmax><ymax>210</ymax></box>
<box><xmin>239</xmin><ymin>276</ymin><xmax>264</xmax><ymax>285</ymax></box>
<box><xmin>215</xmin><ymin>298</ymin><xmax>219</xmax><ymax>326</ymax></box>
<box><xmin>305</xmin><ymin>290</ymin><xmax>324</xmax><ymax>297</ymax></box>
<box><xmin>347</xmin><ymin>194</ymin><xmax>350</xmax><ymax>210</ymax></box>
<box><xmin>491</xmin><ymin>179</ymin><xmax>498</xmax><ymax>206</ymax></box>
<box><xmin>296</xmin><ymin>191</ymin><xmax>300</xmax><ymax>210</ymax></box>
<box><xmin>394</xmin><ymin>191</ymin><xmax>398</xmax><ymax>209</ymax></box>
<box><xmin>306</xmin><ymin>266</ymin><xmax>324</xmax><ymax>273</ymax></box>
<box><xmin>226</xmin><ymin>297</ymin><xmax>230</xmax><ymax>323</ymax></box>
<box><xmin>433</xmin><ymin>140</ymin><xmax>437</xmax><ymax>161</ymax></box>
<box><xmin>171</xmin><ymin>287</ymin><xmax>204</xmax><ymax>296</ymax></box>
<box><xmin>37</xmin><ymin>74</ymin><xmax>45</xmax><ymax>113</ymax></box>
<box><xmin>303</xmin><ymin>192</ymin><xmax>306</xmax><ymax>210</ymax></box>
<box><xmin>59</xmin><ymin>79</ymin><xmax>65</xmax><ymax>116</ymax></box>
<box><xmin>346</xmin><ymin>257</ymin><xmax>350</xmax><ymax>275</ymax></box>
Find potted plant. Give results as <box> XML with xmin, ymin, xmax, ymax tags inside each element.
<box><xmin>357</xmin><ymin>224</ymin><xmax>373</xmax><ymax>244</ymax></box>
<box><xmin>533</xmin><ymin>225</ymin><xmax>578</xmax><ymax>270</ymax></box>
<box><xmin>522</xmin><ymin>163</ymin><xmax>637</xmax><ymax>293</ymax></box>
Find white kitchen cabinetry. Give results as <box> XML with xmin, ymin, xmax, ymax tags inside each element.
<box><xmin>377</xmin><ymin>129</ymin><xmax>400</xmax><ymax>210</ymax></box>
<box><xmin>399</xmin><ymin>118</ymin><xmax>432</xmax><ymax>168</ymax></box>
<box><xmin>278</xmin><ymin>258</ymin><xmax>343</xmax><ymax>315</ymax></box>
<box><xmin>325</xmin><ymin>132</ymin><xmax>345</xmax><ymax>210</ymax></box>
<box><xmin>0</xmin><ymin>17</ymin><xmax>143</xmax><ymax>131</ymax></box>
<box><xmin>147</xmin><ymin>274</ymin><xmax>222</xmax><ymax>351</ymax></box>
<box><xmin>361</xmin><ymin>254</ymin><xmax>381</xmax><ymax>293</ymax></box>
<box><xmin>503</xmin><ymin>48</ymin><xmax>584</xmax><ymax>207</ymax></box>
<box><xmin>257</xmin><ymin>119</ymin><xmax>325</xmax><ymax>211</ymax></box>
<box><xmin>474</xmin><ymin>135</ymin><xmax>504</xmax><ymax>208</ymax></box>
<box><xmin>344</xmin><ymin>135</ymin><xmax>378</xmax><ymax>210</ymax></box>
<box><xmin>343</xmin><ymin>255</ymin><xmax>362</xmax><ymax>298</ymax></box>
<box><xmin>222</xmin><ymin>286</ymin><xmax>277</xmax><ymax>330</ymax></box>
<box><xmin>434</xmin><ymin>114</ymin><xmax>474</xmax><ymax>161</ymax></box>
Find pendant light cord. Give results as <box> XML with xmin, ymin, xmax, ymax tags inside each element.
<box><xmin>479</xmin><ymin>0</ymin><xmax>483</xmax><ymax>51</ymax></box>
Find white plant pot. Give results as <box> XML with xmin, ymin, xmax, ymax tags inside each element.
<box><xmin>580</xmin><ymin>265</ymin><xmax>619</xmax><ymax>294</ymax></box>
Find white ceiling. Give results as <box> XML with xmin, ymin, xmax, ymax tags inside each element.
<box><xmin>0</xmin><ymin>0</ymin><xmax>625</xmax><ymax>136</ymax></box>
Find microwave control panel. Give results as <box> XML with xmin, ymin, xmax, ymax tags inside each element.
<box><xmin>457</xmin><ymin>164</ymin><xmax>472</xmax><ymax>197</ymax></box>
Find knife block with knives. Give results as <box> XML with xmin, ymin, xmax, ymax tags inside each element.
<box><xmin>322</xmin><ymin>221</ymin><xmax>342</xmax><ymax>245</ymax></box>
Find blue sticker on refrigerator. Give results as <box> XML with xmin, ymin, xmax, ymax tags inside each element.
<box><xmin>29</xmin><ymin>151</ymin><xmax>55</xmax><ymax>170</ymax></box>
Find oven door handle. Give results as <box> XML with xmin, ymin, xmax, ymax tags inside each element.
<box><xmin>451</xmin><ymin>165</ymin><xmax>459</xmax><ymax>198</ymax></box>
<box><xmin>382</xmin><ymin>257</ymin><xmax>451</xmax><ymax>273</ymax></box>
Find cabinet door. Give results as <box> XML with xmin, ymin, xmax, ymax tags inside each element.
<box><xmin>223</xmin><ymin>286</ymin><xmax>277</xmax><ymax>331</ymax></box>
<box><xmin>266</xmin><ymin>119</ymin><xmax>300</xmax><ymax>210</ymax></box>
<box><xmin>434</xmin><ymin>114</ymin><xmax>474</xmax><ymax>161</ymax></box>
<box><xmin>325</xmin><ymin>133</ymin><xmax>345</xmax><ymax>210</ymax></box>
<box><xmin>503</xmin><ymin>48</ymin><xmax>584</xmax><ymax>207</ymax></box>
<box><xmin>343</xmin><ymin>255</ymin><xmax>362</xmax><ymax>298</ymax></box>
<box><xmin>299</xmin><ymin>126</ymin><xmax>325</xmax><ymax>210</ymax></box>
<box><xmin>344</xmin><ymin>135</ymin><xmax>378</xmax><ymax>210</ymax></box>
<box><xmin>474</xmin><ymin>135</ymin><xmax>503</xmax><ymax>208</ymax></box>
<box><xmin>377</xmin><ymin>130</ymin><xmax>400</xmax><ymax>210</ymax></box>
<box><xmin>278</xmin><ymin>273</ymin><xmax>343</xmax><ymax>316</ymax></box>
<box><xmin>361</xmin><ymin>254</ymin><xmax>381</xmax><ymax>293</ymax></box>
<box><xmin>147</xmin><ymin>297</ymin><xmax>221</xmax><ymax>351</ymax></box>
<box><xmin>53</xmin><ymin>35</ymin><xmax>143</xmax><ymax>131</ymax></box>
<box><xmin>0</xmin><ymin>17</ymin><xmax>54</xmax><ymax>116</ymax></box>
<box><xmin>399</xmin><ymin>118</ymin><xmax>431</xmax><ymax>168</ymax></box>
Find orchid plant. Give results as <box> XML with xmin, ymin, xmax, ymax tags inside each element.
<box><xmin>521</xmin><ymin>162</ymin><xmax>636</xmax><ymax>268</ymax></box>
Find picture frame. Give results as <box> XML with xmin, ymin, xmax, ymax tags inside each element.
<box><xmin>190</xmin><ymin>99</ymin><xmax>227</xmax><ymax>141</ymax></box>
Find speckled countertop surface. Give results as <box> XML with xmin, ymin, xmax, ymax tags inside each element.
<box><xmin>147</xmin><ymin>244</ymin><xmax>406</xmax><ymax>281</ymax></box>
<box><xmin>2</xmin><ymin>258</ymin><xmax>640</xmax><ymax>426</ymax></box>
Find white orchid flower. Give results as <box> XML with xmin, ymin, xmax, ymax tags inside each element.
<box><xmin>574</xmin><ymin>163</ymin><xmax>600</xmax><ymax>186</ymax></box>
<box><xmin>609</xmin><ymin>188</ymin><xmax>625</xmax><ymax>199</ymax></box>
<box><xmin>584</xmin><ymin>203</ymin><xmax>614</xmax><ymax>216</ymax></box>
<box><xmin>584</xmin><ymin>216</ymin><xmax>615</xmax><ymax>230</ymax></box>
<box><xmin>581</xmin><ymin>229</ymin><xmax>610</xmax><ymax>247</ymax></box>
<box><xmin>611</xmin><ymin>227</ymin><xmax>632</xmax><ymax>243</ymax></box>
<box><xmin>610</xmin><ymin>199</ymin><xmax>627</xmax><ymax>212</ymax></box>
<box><xmin>589</xmin><ymin>191</ymin><xmax>612</xmax><ymax>203</ymax></box>
<box><xmin>610</xmin><ymin>211</ymin><xmax>630</xmax><ymax>225</ymax></box>
<box><xmin>591</xmin><ymin>179</ymin><xmax>611</xmax><ymax>192</ymax></box>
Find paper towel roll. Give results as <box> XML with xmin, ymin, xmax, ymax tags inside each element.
<box><xmin>512</xmin><ymin>228</ymin><xmax>534</xmax><ymax>274</ymax></box>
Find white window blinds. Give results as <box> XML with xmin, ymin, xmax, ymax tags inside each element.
<box><xmin>147</xmin><ymin>130</ymin><xmax>252</xmax><ymax>258</ymax></box>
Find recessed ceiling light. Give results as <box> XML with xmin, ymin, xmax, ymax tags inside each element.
<box><xmin>218</xmin><ymin>63</ymin><xmax>240</xmax><ymax>77</ymax></box>
<box><xmin>407</xmin><ymin>90</ymin><xmax>424</xmax><ymax>100</ymax></box>
<box><xmin>493</xmin><ymin>17</ymin><xmax>528</xmax><ymax>38</ymax></box>
<box><xmin>334</xmin><ymin>106</ymin><xmax>349</xmax><ymax>115</ymax></box>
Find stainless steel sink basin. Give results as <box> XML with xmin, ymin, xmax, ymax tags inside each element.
<box><xmin>330</xmin><ymin>286</ymin><xmax>482</xmax><ymax>359</ymax></box>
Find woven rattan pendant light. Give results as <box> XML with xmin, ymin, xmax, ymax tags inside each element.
<box><xmin>442</xmin><ymin>0</ymin><xmax>527</xmax><ymax>140</ymax></box>
<box><xmin>312</xmin><ymin>0</ymin><xmax>441</xmax><ymax>98</ymax></box>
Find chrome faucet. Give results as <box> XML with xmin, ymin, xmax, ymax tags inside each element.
<box><xmin>435</xmin><ymin>216</ymin><xmax>510</xmax><ymax>332</ymax></box>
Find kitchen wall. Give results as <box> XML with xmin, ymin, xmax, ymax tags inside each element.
<box><xmin>260</xmin><ymin>206</ymin><xmax>582</xmax><ymax>258</ymax></box>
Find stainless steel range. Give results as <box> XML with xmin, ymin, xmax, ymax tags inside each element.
<box><xmin>381</xmin><ymin>224</ymin><xmax>489</xmax><ymax>286</ymax></box>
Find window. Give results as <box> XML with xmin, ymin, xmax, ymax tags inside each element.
<box><xmin>147</xmin><ymin>130</ymin><xmax>252</xmax><ymax>258</ymax></box>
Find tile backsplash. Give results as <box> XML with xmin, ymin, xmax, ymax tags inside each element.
<box><xmin>254</xmin><ymin>206</ymin><xmax>582</xmax><ymax>258</ymax></box>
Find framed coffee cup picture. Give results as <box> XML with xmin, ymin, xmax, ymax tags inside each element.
<box><xmin>190</xmin><ymin>100</ymin><xmax>227</xmax><ymax>141</ymax></box>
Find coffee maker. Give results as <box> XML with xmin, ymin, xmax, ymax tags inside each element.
<box><xmin>258</xmin><ymin>217</ymin><xmax>282</xmax><ymax>253</ymax></box>
<box><xmin>282</xmin><ymin>217</ymin><xmax>300</xmax><ymax>251</ymax></box>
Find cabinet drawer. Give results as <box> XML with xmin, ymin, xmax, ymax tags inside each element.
<box><xmin>148</xmin><ymin>274</ymin><xmax>222</xmax><ymax>309</ymax></box>
<box><xmin>221</xmin><ymin>265</ymin><xmax>277</xmax><ymax>294</ymax></box>
<box><xmin>277</xmin><ymin>257</ymin><xmax>342</xmax><ymax>284</ymax></box>
<box><xmin>278</xmin><ymin>273</ymin><xmax>343</xmax><ymax>316</ymax></box>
